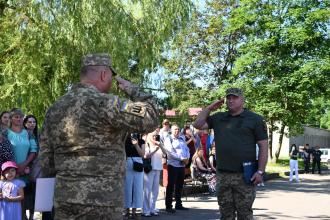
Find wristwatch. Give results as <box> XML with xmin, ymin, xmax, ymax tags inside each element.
<box><xmin>257</xmin><ymin>170</ymin><xmax>264</xmax><ymax>175</ymax></box>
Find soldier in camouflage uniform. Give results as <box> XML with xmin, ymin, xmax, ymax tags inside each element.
<box><xmin>39</xmin><ymin>53</ymin><xmax>159</xmax><ymax>220</ymax></box>
<box><xmin>193</xmin><ymin>88</ymin><xmax>268</xmax><ymax>220</ymax></box>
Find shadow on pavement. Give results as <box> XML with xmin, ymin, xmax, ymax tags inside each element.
<box><xmin>141</xmin><ymin>208</ymin><xmax>220</xmax><ymax>220</ymax></box>
<box><xmin>254</xmin><ymin>211</ymin><xmax>296</xmax><ymax>219</ymax></box>
<box><xmin>257</xmin><ymin>176</ymin><xmax>330</xmax><ymax>196</ymax></box>
<box><xmin>254</xmin><ymin>212</ymin><xmax>330</xmax><ymax>220</ymax></box>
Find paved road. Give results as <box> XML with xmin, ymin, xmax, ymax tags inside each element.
<box><xmin>33</xmin><ymin>169</ymin><xmax>330</xmax><ymax>220</ymax></box>
<box><xmin>147</xmin><ymin>170</ymin><xmax>330</xmax><ymax>220</ymax></box>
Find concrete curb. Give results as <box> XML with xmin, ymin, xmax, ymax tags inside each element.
<box><xmin>283</xmin><ymin>167</ymin><xmax>329</xmax><ymax>176</ymax></box>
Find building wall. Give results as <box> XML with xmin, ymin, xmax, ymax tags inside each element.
<box><xmin>272</xmin><ymin>125</ymin><xmax>330</xmax><ymax>158</ymax></box>
<box><xmin>290</xmin><ymin>126</ymin><xmax>330</xmax><ymax>149</ymax></box>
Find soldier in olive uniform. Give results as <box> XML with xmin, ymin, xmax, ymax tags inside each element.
<box><xmin>193</xmin><ymin>88</ymin><xmax>268</xmax><ymax>220</ymax></box>
<box><xmin>39</xmin><ymin>53</ymin><xmax>159</xmax><ymax>220</ymax></box>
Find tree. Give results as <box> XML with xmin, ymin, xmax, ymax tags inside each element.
<box><xmin>163</xmin><ymin>0</ymin><xmax>330</xmax><ymax>160</ymax></box>
<box><xmin>162</xmin><ymin>0</ymin><xmax>242</xmax><ymax>111</ymax></box>
<box><xmin>305</xmin><ymin>96</ymin><xmax>330</xmax><ymax>129</ymax></box>
<box><xmin>0</xmin><ymin>0</ymin><xmax>193</xmax><ymax>121</ymax></box>
<box><xmin>230</xmin><ymin>0</ymin><xmax>330</xmax><ymax>160</ymax></box>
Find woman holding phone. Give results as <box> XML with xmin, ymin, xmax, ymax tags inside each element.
<box><xmin>289</xmin><ymin>144</ymin><xmax>299</xmax><ymax>182</ymax></box>
<box><xmin>143</xmin><ymin>130</ymin><xmax>165</xmax><ymax>217</ymax></box>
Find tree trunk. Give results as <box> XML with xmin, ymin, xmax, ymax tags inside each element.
<box><xmin>275</xmin><ymin>123</ymin><xmax>286</xmax><ymax>162</ymax></box>
<box><xmin>268</xmin><ymin>120</ymin><xmax>274</xmax><ymax>160</ymax></box>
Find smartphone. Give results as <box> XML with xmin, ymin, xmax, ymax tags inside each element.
<box><xmin>155</xmin><ymin>135</ymin><xmax>160</xmax><ymax>142</ymax></box>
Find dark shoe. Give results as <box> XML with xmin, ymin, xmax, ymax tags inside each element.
<box><xmin>175</xmin><ymin>206</ymin><xmax>189</xmax><ymax>210</ymax></box>
<box><xmin>165</xmin><ymin>208</ymin><xmax>176</xmax><ymax>213</ymax></box>
<box><xmin>130</xmin><ymin>213</ymin><xmax>140</xmax><ymax>219</ymax></box>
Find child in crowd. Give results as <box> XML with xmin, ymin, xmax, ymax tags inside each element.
<box><xmin>0</xmin><ymin>161</ymin><xmax>26</xmax><ymax>220</ymax></box>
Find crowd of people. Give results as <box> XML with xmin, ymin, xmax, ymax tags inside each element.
<box><xmin>0</xmin><ymin>53</ymin><xmax>326</xmax><ymax>220</ymax></box>
<box><xmin>0</xmin><ymin>106</ymin><xmax>325</xmax><ymax>220</ymax></box>
<box><xmin>123</xmin><ymin>120</ymin><xmax>218</xmax><ymax>218</ymax></box>
<box><xmin>0</xmin><ymin>107</ymin><xmax>218</xmax><ymax>220</ymax></box>
<box><xmin>0</xmin><ymin>109</ymin><xmax>50</xmax><ymax>220</ymax></box>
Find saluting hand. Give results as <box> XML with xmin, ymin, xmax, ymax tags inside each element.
<box><xmin>207</xmin><ymin>99</ymin><xmax>225</xmax><ymax>111</ymax></box>
<box><xmin>115</xmin><ymin>76</ymin><xmax>134</xmax><ymax>91</ymax></box>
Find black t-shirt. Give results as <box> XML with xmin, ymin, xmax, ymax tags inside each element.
<box><xmin>312</xmin><ymin>149</ymin><xmax>322</xmax><ymax>161</ymax></box>
<box><xmin>207</xmin><ymin>109</ymin><xmax>268</xmax><ymax>172</ymax></box>
<box><xmin>125</xmin><ymin>136</ymin><xmax>145</xmax><ymax>157</ymax></box>
<box><xmin>290</xmin><ymin>150</ymin><xmax>299</xmax><ymax>160</ymax></box>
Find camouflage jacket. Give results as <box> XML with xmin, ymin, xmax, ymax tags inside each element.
<box><xmin>39</xmin><ymin>83</ymin><xmax>159</xmax><ymax>206</ymax></box>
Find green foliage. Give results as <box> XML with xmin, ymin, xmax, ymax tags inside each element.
<box><xmin>163</xmin><ymin>0</ymin><xmax>330</xmax><ymax>158</ymax></box>
<box><xmin>163</xmin><ymin>0</ymin><xmax>241</xmax><ymax>111</ymax></box>
<box><xmin>232</xmin><ymin>0</ymin><xmax>330</xmax><ymax>136</ymax></box>
<box><xmin>0</xmin><ymin>0</ymin><xmax>192</xmax><ymax>122</ymax></box>
<box><xmin>305</xmin><ymin>97</ymin><xmax>330</xmax><ymax>129</ymax></box>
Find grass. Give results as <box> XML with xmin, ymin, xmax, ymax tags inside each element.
<box><xmin>266</xmin><ymin>157</ymin><xmax>328</xmax><ymax>178</ymax></box>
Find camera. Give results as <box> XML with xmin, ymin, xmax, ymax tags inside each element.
<box><xmin>130</xmin><ymin>133</ymin><xmax>140</xmax><ymax>140</ymax></box>
<box><xmin>155</xmin><ymin>134</ymin><xmax>160</xmax><ymax>142</ymax></box>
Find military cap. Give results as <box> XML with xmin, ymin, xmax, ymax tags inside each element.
<box><xmin>82</xmin><ymin>53</ymin><xmax>117</xmax><ymax>75</ymax></box>
<box><xmin>226</xmin><ymin>88</ymin><xmax>243</xmax><ymax>97</ymax></box>
<box><xmin>9</xmin><ymin>108</ymin><xmax>24</xmax><ymax>118</ymax></box>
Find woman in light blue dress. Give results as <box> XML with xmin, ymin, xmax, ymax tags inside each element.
<box><xmin>5</xmin><ymin>109</ymin><xmax>38</xmax><ymax>219</ymax></box>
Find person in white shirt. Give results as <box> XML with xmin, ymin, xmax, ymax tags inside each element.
<box><xmin>163</xmin><ymin>124</ymin><xmax>190</xmax><ymax>213</ymax></box>
<box><xmin>159</xmin><ymin>119</ymin><xmax>171</xmax><ymax>188</ymax></box>
<box><xmin>142</xmin><ymin>130</ymin><xmax>166</xmax><ymax>217</ymax></box>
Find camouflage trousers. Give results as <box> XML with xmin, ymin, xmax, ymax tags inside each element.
<box><xmin>54</xmin><ymin>202</ymin><xmax>122</xmax><ymax>220</ymax></box>
<box><xmin>216</xmin><ymin>172</ymin><xmax>256</xmax><ymax>220</ymax></box>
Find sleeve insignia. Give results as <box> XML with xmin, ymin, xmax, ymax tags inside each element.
<box><xmin>120</xmin><ymin>101</ymin><xmax>146</xmax><ymax>117</ymax></box>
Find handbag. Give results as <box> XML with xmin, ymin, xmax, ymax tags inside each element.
<box><xmin>131</xmin><ymin>158</ymin><xmax>143</xmax><ymax>172</ymax></box>
<box><xmin>143</xmin><ymin>158</ymin><xmax>152</xmax><ymax>173</ymax></box>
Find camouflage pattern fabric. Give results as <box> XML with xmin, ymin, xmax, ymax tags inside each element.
<box><xmin>39</xmin><ymin>83</ymin><xmax>159</xmax><ymax>220</ymax></box>
<box><xmin>216</xmin><ymin>172</ymin><xmax>256</xmax><ymax>220</ymax></box>
<box><xmin>82</xmin><ymin>53</ymin><xmax>112</xmax><ymax>67</ymax></box>
<box><xmin>55</xmin><ymin>202</ymin><xmax>122</xmax><ymax>220</ymax></box>
<box><xmin>226</xmin><ymin>88</ymin><xmax>243</xmax><ymax>97</ymax></box>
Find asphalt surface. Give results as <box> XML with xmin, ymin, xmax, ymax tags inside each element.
<box><xmin>32</xmin><ymin>168</ymin><xmax>330</xmax><ymax>220</ymax></box>
<box><xmin>147</xmin><ymin>169</ymin><xmax>330</xmax><ymax>220</ymax></box>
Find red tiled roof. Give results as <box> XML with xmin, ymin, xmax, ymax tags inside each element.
<box><xmin>188</xmin><ymin>108</ymin><xmax>202</xmax><ymax>116</ymax></box>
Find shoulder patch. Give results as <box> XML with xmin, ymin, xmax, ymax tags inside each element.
<box><xmin>120</xmin><ymin>101</ymin><xmax>146</xmax><ymax>117</ymax></box>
